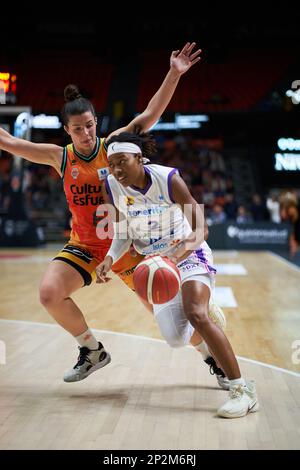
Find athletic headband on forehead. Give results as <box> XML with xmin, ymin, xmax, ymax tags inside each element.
<box><xmin>107</xmin><ymin>142</ymin><xmax>141</xmax><ymax>157</ymax></box>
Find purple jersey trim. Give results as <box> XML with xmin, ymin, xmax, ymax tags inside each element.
<box><xmin>105</xmin><ymin>178</ymin><xmax>115</xmax><ymax>206</ymax></box>
<box><xmin>167</xmin><ymin>168</ymin><xmax>179</xmax><ymax>203</ymax></box>
<box><xmin>129</xmin><ymin>166</ymin><xmax>152</xmax><ymax>195</ymax></box>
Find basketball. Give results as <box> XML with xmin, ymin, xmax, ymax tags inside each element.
<box><xmin>133</xmin><ymin>255</ymin><xmax>181</xmax><ymax>304</ymax></box>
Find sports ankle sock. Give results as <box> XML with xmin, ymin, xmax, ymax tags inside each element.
<box><xmin>75</xmin><ymin>328</ymin><xmax>99</xmax><ymax>350</ymax></box>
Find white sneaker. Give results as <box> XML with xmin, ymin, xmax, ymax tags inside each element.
<box><xmin>63</xmin><ymin>342</ymin><xmax>111</xmax><ymax>383</ymax></box>
<box><xmin>208</xmin><ymin>303</ymin><xmax>226</xmax><ymax>331</ymax></box>
<box><xmin>217</xmin><ymin>381</ymin><xmax>259</xmax><ymax>418</ymax></box>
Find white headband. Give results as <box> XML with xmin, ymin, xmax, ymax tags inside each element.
<box><xmin>107</xmin><ymin>142</ymin><xmax>141</xmax><ymax>157</ymax></box>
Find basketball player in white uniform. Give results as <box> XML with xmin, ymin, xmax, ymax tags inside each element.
<box><xmin>96</xmin><ymin>132</ymin><xmax>259</xmax><ymax>419</ymax></box>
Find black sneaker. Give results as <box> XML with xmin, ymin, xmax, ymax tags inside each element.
<box><xmin>204</xmin><ymin>356</ymin><xmax>230</xmax><ymax>390</ymax></box>
<box><xmin>63</xmin><ymin>342</ymin><xmax>111</xmax><ymax>382</ymax></box>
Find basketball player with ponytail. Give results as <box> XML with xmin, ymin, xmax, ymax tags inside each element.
<box><xmin>0</xmin><ymin>42</ymin><xmax>203</xmax><ymax>382</ymax></box>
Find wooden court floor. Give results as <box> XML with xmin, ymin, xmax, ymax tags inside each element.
<box><xmin>0</xmin><ymin>248</ymin><xmax>300</xmax><ymax>449</ymax></box>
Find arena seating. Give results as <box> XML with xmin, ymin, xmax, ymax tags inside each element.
<box><xmin>136</xmin><ymin>48</ymin><xmax>294</xmax><ymax>112</ymax></box>
<box><xmin>15</xmin><ymin>50</ymin><xmax>113</xmax><ymax>112</ymax></box>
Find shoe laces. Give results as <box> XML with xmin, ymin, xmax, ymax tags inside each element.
<box><xmin>74</xmin><ymin>346</ymin><xmax>93</xmax><ymax>368</ymax></box>
<box><xmin>204</xmin><ymin>356</ymin><xmax>226</xmax><ymax>378</ymax></box>
<box><xmin>229</xmin><ymin>384</ymin><xmax>244</xmax><ymax>399</ymax></box>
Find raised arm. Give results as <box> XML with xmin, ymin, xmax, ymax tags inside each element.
<box><xmin>107</xmin><ymin>42</ymin><xmax>202</xmax><ymax>139</ymax></box>
<box><xmin>0</xmin><ymin>126</ymin><xmax>63</xmax><ymax>173</ymax></box>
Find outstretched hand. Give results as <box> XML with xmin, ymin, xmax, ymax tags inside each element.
<box><xmin>170</xmin><ymin>42</ymin><xmax>202</xmax><ymax>75</ymax></box>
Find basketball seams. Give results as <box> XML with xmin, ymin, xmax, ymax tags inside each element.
<box><xmin>147</xmin><ymin>263</ymin><xmax>155</xmax><ymax>304</ymax></box>
<box><xmin>133</xmin><ymin>264</ymin><xmax>149</xmax><ymax>301</ymax></box>
<box><xmin>134</xmin><ymin>255</ymin><xmax>181</xmax><ymax>304</ymax></box>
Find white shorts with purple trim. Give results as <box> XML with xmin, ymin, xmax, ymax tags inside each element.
<box><xmin>176</xmin><ymin>247</ymin><xmax>216</xmax><ymax>292</ymax></box>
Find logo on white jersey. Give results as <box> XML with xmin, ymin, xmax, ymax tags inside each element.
<box><xmin>126</xmin><ymin>196</ymin><xmax>135</xmax><ymax>206</ymax></box>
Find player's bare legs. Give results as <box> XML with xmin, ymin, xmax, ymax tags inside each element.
<box><xmin>182</xmin><ymin>280</ymin><xmax>240</xmax><ymax>379</ymax></box>
<box><xmin>39</xmin><ymin>260</ymin><xmax>111</xmax><ymax>382</ymax></box>
<box><xmin>139</xmin><ymin>288</ymin><xmax>229</xmax><ymax>389</ymax></box>
<box><xmin>39</xmin><ymin>260</ymin><xmax>87</xmax><ymax>336</ymax></box>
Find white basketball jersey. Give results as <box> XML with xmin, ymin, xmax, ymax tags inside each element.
<box><xmin>106</xmin><ymin>164</ymin><xmax>213</xmax><ymax>262</ymax></box>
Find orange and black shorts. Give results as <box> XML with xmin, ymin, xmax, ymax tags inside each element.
<box><xmin>53</xmin><ymin>243</ymin><xmax>144</xmax><ymax>290</ymax></box>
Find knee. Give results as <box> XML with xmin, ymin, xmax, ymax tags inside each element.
<box><xmin>184</xmin><ymin>302</ymin><xmax>210</xmax><ymax>328</ymax></box>
<box><xmin>161</xmin><ymin>323</ymin><xmax>194</xmax><ymax>349</ymax></box>
<box><xmin>165</xmin><ymin>334</ymin><xmax>186</xmax><ymax>349</ymax></box>
<box><xmin>153</xmin><ymin>300</ymin><xmax>194</xmax><ymax>349</ymax></box>
<box><xmin>39</xmin><ymin>283</ymin><xmax>63</xmax><ymax>308</ymax></box>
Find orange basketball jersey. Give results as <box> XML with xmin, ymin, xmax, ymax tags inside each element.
<box><xmin>61</xmin><ymin>137</ymin><xmax>111</xmax><ymax>248</ymax></box>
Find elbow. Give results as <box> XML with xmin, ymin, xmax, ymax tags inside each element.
<box><xmin>204</xmin><ymin>225</ymin><xmax>209</xmax><ymax>240</ymax></box>
<box><xmin>139</xmin><ymin>109</ymin><xmax>156</xmax><ymax>131</ymax></box>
